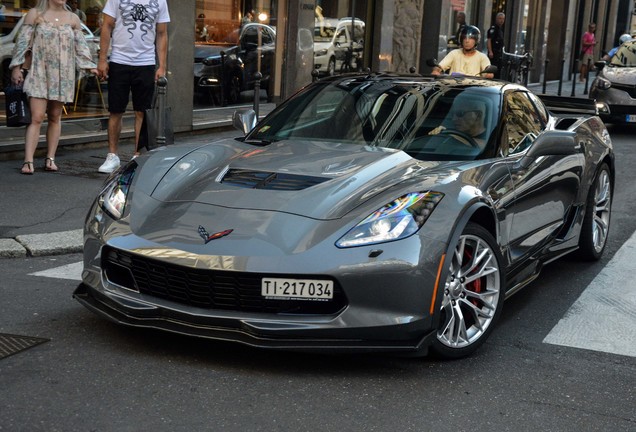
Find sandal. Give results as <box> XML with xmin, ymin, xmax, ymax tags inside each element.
<box><xmin>44</xmin><ymin>157</ymin><xmax>58</xmax><ymax>172</ymax></box>
<box><xmin>21</xmin><ymin>161</ymin><xmax>34</xmax><ymax>175</ymax></box>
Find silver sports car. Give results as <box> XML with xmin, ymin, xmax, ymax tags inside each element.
<box><xmin>74</xmin><ymin>74</ymin><xmax>614</xmax><ymax>359</ymax></box>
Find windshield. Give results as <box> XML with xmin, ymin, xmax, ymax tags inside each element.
<box><xmin>314</xmin><ymin>25</ymin><xmax>337</xmax><ymax>42</ymax></box>
<box><xmin>248</xmin><ymin>78</ymin><xmax>501</xmax><ymax>161</ymax></box>
<box><xmin>610</xmin><ymin>41</ymin><xmax>636</xmax><ymax>67</ymax></box>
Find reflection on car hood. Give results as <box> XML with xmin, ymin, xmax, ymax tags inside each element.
<box><xmin>149</xmin><ymin>139</ymin><xmax>453</xmax><ymax>220</ymax></box>
<box><xmin>601</xmin><ymin>66</ymin><xmax>636</xmax><ymax>85</ymax></box>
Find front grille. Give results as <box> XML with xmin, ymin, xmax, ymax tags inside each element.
<box><xmin>221</xmin><ymin>169</ymin><xmax>328</xmax><ymax>190</ymax></box>
<box><xmin>102</xmin><ymin>246</ymin><xmax>347</xmax><ymax>315</ymax></box>
<box><xmin>612</xmin><ymin>83</ymin><xmax>636</xmax><ymax>99</ymax></box>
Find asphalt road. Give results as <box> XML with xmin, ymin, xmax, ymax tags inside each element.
<box><xmin>0</xmin><ymin>125</ymin><xmax>635</xmax><ymax>431</ymax></box>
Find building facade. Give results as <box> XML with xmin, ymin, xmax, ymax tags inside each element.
<box><xmin>1</xmin><ymin>0</ymin><xmax>633</xmax><ymax>139</ymax></box>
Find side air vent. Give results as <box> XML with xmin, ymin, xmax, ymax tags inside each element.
<box><xmin>221</xmin><ymin>169</ymin><xmax>328</xmax><ymax>191</ymax></box>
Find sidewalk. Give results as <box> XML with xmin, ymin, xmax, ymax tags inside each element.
<box><xmin>0</xmin><ymin>102</ymin><xmax>276</xmax><ymax>159</ymax></box>
<box><xmin>527</xmin><ymin>77</ymin><xmax>594</xmax><ymax>99</ymax></box>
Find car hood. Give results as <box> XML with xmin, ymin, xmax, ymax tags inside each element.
<box><xmin>601</xmin><ymin>66</ymin><xmax>636</xmax><ymax>85</ymax></box>
<box><xmin>194</xmin><ymin>43</ymin><xmax>236</xmax><ymax>60</ymax></box>
<box><xmin>147</xmin><ymin>139</ymin><xmax>455</xmax><ymax>220</ymax></box>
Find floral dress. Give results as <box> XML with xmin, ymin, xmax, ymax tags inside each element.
<box><xmin>10</xmin><ymin>15</ymin><xmax>96</xmax><ymax>103</ymax></box>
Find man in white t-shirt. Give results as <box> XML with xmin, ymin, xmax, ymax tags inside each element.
<box><xmin>97</xmin><ymin>0</ymin><xmax>170</xmax><ymax>173</ymax></box>
<box><xmin>432</xmin><ymin>25</ymin><xmax>493</xmax><ymax>78</ymax></box>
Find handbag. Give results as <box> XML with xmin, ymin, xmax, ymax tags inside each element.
<box><xmin>21</xmin><ymin>20</ymin><xmax>38</xmax><ymax>71</ymax></box>
<box><xmin>138</xmin><ymin>82</ymin><xmax>174</xmax><ymax>151</ymax></box>
<box><xmin>5</xmin><ymin>84</ymin><xmax>31</xmax><ymax>127</ymax></box>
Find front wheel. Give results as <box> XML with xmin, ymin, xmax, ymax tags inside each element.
<box><xmin>431</xmin><ymin>223</ymin><xmax>505</xmax><ymax>359</ymax></box>
<box><xmin>577</xmin><ymin>163</ymin><xmax>611</xmax><ymax>261</ymax></box>
<box><xmin>327</xmin><ymin>57</ymin><xmax>336</xmax><ymax>76</ymax></box>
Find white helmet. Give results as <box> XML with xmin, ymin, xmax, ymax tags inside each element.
<box><xmin>619</xmin><ymin>34</ymin><xmax>632</xmax><ymax>44</ymax></box>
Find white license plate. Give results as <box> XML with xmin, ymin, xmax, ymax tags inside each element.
<box><xmin>261</xmin><ymin>278</ymin><xmax>334</xmax><ymax>300</ymax></box>
<box><xmin>626</xmin><ymin>115</ymin><xmax>636</xmax><ymax>122</ymax></box>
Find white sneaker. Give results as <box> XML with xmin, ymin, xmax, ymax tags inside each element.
<box><xmin>98</xmin><ymin>153</ymin><xmax>120</xmax><ymax>173</ymax></box>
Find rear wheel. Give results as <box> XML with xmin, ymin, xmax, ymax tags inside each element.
<box><xmin>431</xmin><ymin>223</ymin><xmax>504</xmax><ymax>359</ymax></box>
<box><xmin>578</xmin><ymin>163</ymin><xmax>611</xmax><ymax>261</ymax></box>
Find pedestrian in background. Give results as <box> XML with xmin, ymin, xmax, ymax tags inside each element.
<box><xmin>433</xmin><ymin>25</ymin><xmax>493</xmax><ymax>78</ymax></box>
<box><xmin>487</xmin><ymin>12</ymin><xmax>505</xmax><ymax>79</ymax></box>
<box><xmin>580</xmin><ymin>23</ymin><xmax>597</xmax><ymax>82</ymax></box>
<box><xmin>97</xmin><ymin>0</ymin><xmax>170</xmax><ymax>174</ymax></box>
<box><xmin>10</xmin><ymin>0</ymin><xmax>97</xmax><ymax>175</ymax></box>
<box><xmin>454</xmin><ymin>12</ymin><xmax>467</xmax><ymax>46</ymax></box>
<box><xmin>66</xmin><ymin>0</ymin><xmax>86</xmax><ymax>23</ymax></box>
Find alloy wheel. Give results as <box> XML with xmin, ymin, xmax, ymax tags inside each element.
<box><xmin>437</xmin><ymin>231</ymin><xmax>501</xmax><ymax>350</ymax></box>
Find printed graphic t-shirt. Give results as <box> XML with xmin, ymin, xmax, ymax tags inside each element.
<box><xmin>103</xmin><ymin>0</ymin><xmax>171</xmax><ymax>66</ymax></box>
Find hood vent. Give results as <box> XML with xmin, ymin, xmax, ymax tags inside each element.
<box><xmin>221</xmin><ymin>169</ymin><xmax>329</xmax><ymax>191</ymax></box>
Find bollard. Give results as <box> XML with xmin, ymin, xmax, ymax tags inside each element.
<box><xmin>155</xmin><ymin>76</ymin><xmax>168</xmax><ymax>147</ymax></box>
<box><xmin>571</xmin><ymin>60</ymin><xmax>578</xmax><ymax>97</ymax></box>
<box><xmin>220</xmin><ymin>51</ymin><xmax>226</xmax><ymax>106</ymax></box>
<box><xmin>558</xmin><ymin>58</ymin><xmax>565</xmax><ymax>96</ymax></box>
<box><xmin>583</xmin><ymin>58</ymin><xmax>590</xmax><ymax>95</ymax></box>
<box><xmin>253</xmin><ymin>71</ymin><xmax>262</xmax><ymax>120</ymax></box>
<box><xmin>542</xmin><ymin>58</ymin><xmax>549</xmax><ymax>93</ymax></box>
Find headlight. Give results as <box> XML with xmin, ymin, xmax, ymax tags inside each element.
<box><xmin>595</xmin><ymin>77</ymin><xmax>612</xmax><ymax>90</ymax></box>
<box><xmin>336</xmin><ymin>191</ymin><xmax>444</xmax><ymax>248</ymax></box>
<box><xmin>98</xmin><ymin>162</ymin><xmax>136</xmax><ymax>220</ymax></box>
<box><xmin>315</xmin><ymin>49</ymin><xmax>328</xmax><ymax>57</ymax></box>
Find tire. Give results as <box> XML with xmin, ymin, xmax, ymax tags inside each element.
<box><xmin>431</xmin><ymin>222</ymin><xmax>505</xmax><ymax>359</ymax></box>
<box><xmin>224</xmin><ymin>74</ymin><xmax>241</xmax><ymax>105</ymax></box>
<box><xmin>327</xmin><ymin>57</ymin><xmax>336</xmax><ymax>76</ymax></box>
<box><xmin>577</xmin><ymin>163</ymin><xmax>611</xmax><ymax>261</ymax></box>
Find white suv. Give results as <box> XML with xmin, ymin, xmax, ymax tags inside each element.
<box><xmin>313</xmin><ymin>17</ymin><xmax>364</xmax><ymax>76</ymax></box>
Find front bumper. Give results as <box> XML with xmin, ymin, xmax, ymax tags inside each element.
<box><xmin>591</xmin><ymin>84</ymin><xmax>636</xmax><ymax>122</ymax></box>
<box><xmin>73</xmin><ymin>281</ymin><xmax>436</xmax><ymax>354</ymax></box>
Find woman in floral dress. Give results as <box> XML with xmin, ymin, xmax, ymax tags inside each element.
<box><xmin>10</xmin><ymin>0</ymin><xmax>97</xmax><ymax>174</ymax></box>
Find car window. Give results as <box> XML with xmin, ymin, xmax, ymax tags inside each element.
<box><xmin>260</xmin><ymin>27</ymin><xmax>273</xmax><ymax>45</ymax></box>
<box><xmin>353</xmin><ymin>24</ymin><xmax>365</xmax><ymax>42</ymax></box>
<box><xmin>504</xmin><ymin>91</ymin><xmax>542</xmax><ymax>154</ymax></box>
<box><xmin>247</xmin><ymin>79</ymin><xmax>502</xmax><ymax>161</ymax></box>
<box><xmin>336</xmin><ymin>27</ymin><xmax>348</xmax><ymax>43</ymax></box>
<box><xmin>0</xmin><ymin>13</ymin><xmax>22</xmax><ymax>38</ymax></box>
<box><xmin>314</xmin><ymin>24</ymin><xmax>336</xmax><ymax>42</ymax></box>
<box><xmin>526</xmin><ymin>92</ymin><xmax>548</xmax><ymax>126</ymax></box>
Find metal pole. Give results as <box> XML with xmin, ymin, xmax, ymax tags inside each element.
<box><xmin>557</xmin><ymin>58</ymin><xmax>565</xmax><ymax>96</ymax></box>
<box><xmin>220</xmin><ymin>51</ymin><xmax>226</xmax><ymax>106</ymax></box>
<box><xmin>571</xmin><ymin>60</ymin><xmax>578</xmax><ymax>97</ymax></box>
<box><xmin>542</xmin><ymin>58</ymin><xmax>549</xmax><ymax>93</ymax></box>
<box><xmin>583</xmin><ymin>58</ymin><xmax>590</xmax><ymax>95</ymax></box>
<box><xmin>253</xmin><ymin>71</ymin><xmax>262</xmax><ymax>119</ymax></box>
<box><xmin>156</xmin><ymin>76</ymin><xmax>168</xmax><ymax>147</ymax></box>
<box><xmin>351</xmin><ymin>0</ymin><xmax>355</xmax><ymax>71</ymax></box>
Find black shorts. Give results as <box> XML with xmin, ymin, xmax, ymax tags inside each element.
<box><xmin>107</xmin><ymin>62</ymin><xmax>155</xmax><ymax>113</ymax></box>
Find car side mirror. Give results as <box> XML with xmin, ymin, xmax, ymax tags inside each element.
<box><xmin>233</xmin><ymin>108</ymin><xmax>257</xmax><ymax>135</ymax></box>
<box><xmin>594</xmin><ymin>60</ymin><xmax>606</xmax><ymax>70</ymax></box>
<box><xmin>480</xmin><ymin>65</ymin><xmax>498</xmax><ymax>75</ymax></box>
<box><xmin>519</xmin><ymin>131</ymin><xmax>579</xmax><ymax>168</ymax></box>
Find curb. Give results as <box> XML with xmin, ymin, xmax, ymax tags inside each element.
<box><xmin>0</xmin><ymin>229</ymin><xmax>83</xmax><ymax>258</ymax></box>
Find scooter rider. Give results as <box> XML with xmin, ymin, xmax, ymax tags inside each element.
<box><xmin>432</xmin><ymin>25</ymin><xmax>494</xmax><ymax>78</ymax></box>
